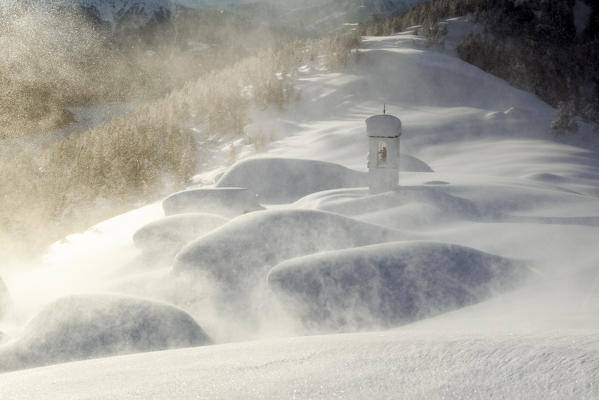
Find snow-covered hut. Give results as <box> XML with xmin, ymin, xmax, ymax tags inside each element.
<box><xmin>366</xmin><ymin>114</ymin><xmax>402</xmax><ymax>194</ymax></box>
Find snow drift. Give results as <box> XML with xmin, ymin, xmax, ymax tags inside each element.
<box><xmin>216</xmin><ymin>157</ymin><xmax>369</xmax><ymax>204</ymax></box>
<box><xmin>295</xmin><ymin>186</ymin><xmax>480</xmax><ymax>221</ymax></box>
<box><xmin>162</xmin><ymin>187</ymin><xmax>263</xmax><ymax>217</ymax></box>
<box><xmin>0</xmin><ymin>294</ymin><xmax>211</xmax><ymax>371</ymax></box>
<box><xmin>399</xmin><ymin>153</ymin><xmax>434</xmax><ymax>172</ymax></box>
<box><xmin>133</xmin><ymin>213</ymin><xmax>228</xmax><ymax>256</ymax></box>
<box><xmin>174</xmin><ymin>209</ymin><xmax>407</xmax><ymax>290</ymax></box>
<box><xmin>268</xmin><ymin>241</ymin><xmax>531</xmax><ymax>331</ymax></box>
<box><xmin>1</xmin><ymin>329</ymin><xmax>597</xmax><ymax>399</ymax></box>
<box><xmin>216</xmin><ymin>156</ymin><xmax>433</xmax><ymax>204</ymax></box>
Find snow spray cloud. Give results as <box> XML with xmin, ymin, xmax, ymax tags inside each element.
<box><xmin>0</xmin><ymin>1</ymin><xmax>363</xmax><ymax>358</ymax></box>
<box><xmin>166</xmin><ymin>208</ymin><xmax>406</xmax><ymax>341</ymax></box>
<box><xmin>0</xmin><ymin>1</ymin><xmax>280</xmax><ymax>258</ymax></box>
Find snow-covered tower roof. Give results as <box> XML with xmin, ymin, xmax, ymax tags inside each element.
<box><xmin>366</xmin><ymin>114</ymin><xmax>402</xmax><ymax>138</ymax></box>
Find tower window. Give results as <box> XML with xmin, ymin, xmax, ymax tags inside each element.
<box><xmin>377</xmin><ymin>142</ymin><xmax>387</xmax><ymax>165</ymax></box>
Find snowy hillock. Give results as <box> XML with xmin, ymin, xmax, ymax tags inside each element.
<box><xmin>162</xmin><ymin>187</ymin><xmax>263</xmax><ymax>217</ymax></box>
<box><xmin>174</xmin><ymin>209</ymin><xmax>407</xmax><ymax>290</ymax></box>
<box><xmin>216</xmin><ymin>158</ymin><xmax>368</xmax><ymax>204</ymax></box>
<box><xmin>399</xmin><ymin>153</ymin><xmax>434</xmax><ymax>172</ymax></box>
<box><xmin>133</xmin><ymin>213</ymin><xmax>228</xmax><ymax>256</ymax></box>
<box><xmin>268</xmin><ymin>241</ymin><xmax>530</xmax><ymax>332</ymax></box>
<box><xmin>0</xmin><ymin>294</ymin><xmax>210</xmax><ymax>371</ymax></box>
<box><xmin>216</xmin><ymin>156</ymin><xmax>432</xmax><ymax>204</ymax></box>
<box><xmin>295</xmin><ymin>186</ymin><xmax>480</xmax><ymax>220</ymax></box>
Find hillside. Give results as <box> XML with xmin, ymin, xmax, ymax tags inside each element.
<box><xmin>223</xmin><ymin>0</ymin><xmax>429</xmax><ymax>34</ymax></box>
<box><xmin>0</xmin><ymin>2</ymin><xmax>264</xmax><ymax>142</ymax></box>
<box><xmin>364</xmin><ymin>0</ymin><xmax>599</xmax><ymax>128</ymax></box>
<box><xmin>1</xmin><ymin>25</ymin><xmax>598</xmax><ymax>397</ymax></box>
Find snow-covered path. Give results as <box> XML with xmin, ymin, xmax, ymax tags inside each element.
<box><xmin>1</xmin><ymin>31</ymin><xmax>599</xmax><ymax>398</ymax></box>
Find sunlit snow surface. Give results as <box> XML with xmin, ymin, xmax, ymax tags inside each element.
<box><xmin>1</xmin><ymin>29</ymin><xmax>599</xmax><ymax>397</ymax></box>
<box><xmin>1</xmin><ymin>331</ymin><xmax>598</xmax><ymax>399</ymax></box>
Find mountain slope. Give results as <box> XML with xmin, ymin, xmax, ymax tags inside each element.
<box><xmin>220</xmin><ymin>0</ymin><xmax>430</xmax><ymax>33</ymax></box>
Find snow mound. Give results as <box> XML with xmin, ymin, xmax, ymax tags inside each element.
<box><xmin>268</xmin><ymin>241</ymin><xmax>530</xmax><ymax>331</ymax></box>
<box><xmin>400</xmin><ymin>154</ymin><xmax>434</xmax><ymax>172</ymax></box>
<box><xmin>173</xmin><ymin>209</ymin><xmax>405</xmax><ymax>290</ymax></box>
<box><xmin>133</xmin><ymin>213</ymin><xmax>228</xmax><ymax>256</ymax></box>
<box><xmin>216</xmin><ymin>158</ymin><xmax>368</xmax><ymax>204</ymax></box>
<box><xmin>296</xmin><ymin>186</ymin><xmax>480</xmax><ymax>220</ymax></box>
<box><xmin>216</xmin><ymin>157</ymin><xmax>433</xmax><ymax>204</ymax></box>
<box><xmin>0</xmin><ymin>294</ymin><xmax>211</xmax><ymax>371</ymax></box>
<box><xmin>163</xmin><ymin>187</ymin><xmax>263</xmax><ymax>217</ymax></box>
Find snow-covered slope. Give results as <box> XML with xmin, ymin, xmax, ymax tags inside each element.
<box><xmin>208</xmin><ymin>0</ymin><xmax>425</xmax><ymax>15</ymax></box>
<box><xmin>1</xmin><ymin>27</ymin><xmax>599</xmax><ymax>397</ymax></box>
<box><xmin>1</xmin><ymin>330</ymin><xmax>598</xmax><ymax>399</ymax></box>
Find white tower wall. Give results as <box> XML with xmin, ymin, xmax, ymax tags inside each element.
<box><xmin>367</xmin><ymin>138</ymin><xmax>399</xmax><ymax>194</ymax></box>
<box><xmin>366</xmin><ymin>114</ymin><xmax>402</xmax><ymax>194</ymax></box>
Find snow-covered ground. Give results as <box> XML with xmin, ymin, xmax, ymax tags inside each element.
<box><xmin>1</xmin><ymin>28</ymin><xmax>599</xmax><ymax>398</ymax></box>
